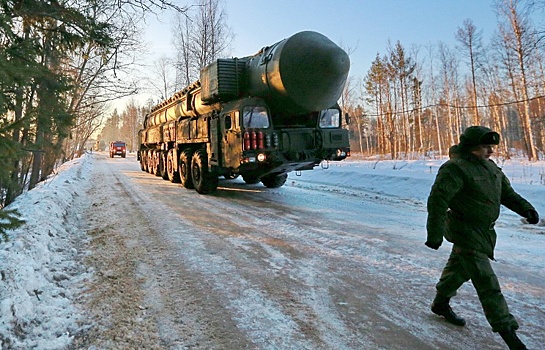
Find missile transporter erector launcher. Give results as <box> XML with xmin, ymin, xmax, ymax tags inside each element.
<box><xmin>138</xmin><ymin>31</ymin><xmax>351</xmax><ymax>194</ymax></box>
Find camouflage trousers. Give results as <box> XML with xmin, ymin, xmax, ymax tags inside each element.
<box><xmin>435</xmin><ymin>245</ymin><xmax>519</xmax><ymax>332</ymax></box>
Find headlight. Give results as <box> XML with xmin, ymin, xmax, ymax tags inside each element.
<box><xmin>257</xmin><ymin>153</ymin><xmax>266</xmax><ymax>162</ymax></box>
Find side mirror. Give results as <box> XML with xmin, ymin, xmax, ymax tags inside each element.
<box><xmin>344</xmin><ymin>113</ymin><xmax>350</xmax><ymax>125</ymax></box>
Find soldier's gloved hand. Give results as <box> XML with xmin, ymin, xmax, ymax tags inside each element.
<box><xmin>524</xmin><ymin>210</ymin><xmax>539</xmax><ymax>224</ymax></box>
<box><xmin>425</xmin><ymin>240</ymin><xmax>442</xmax><ymax>250</ymax></box>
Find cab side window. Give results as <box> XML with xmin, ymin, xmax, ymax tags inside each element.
<box><xmin>319</xmin><ymin>109</ymin><xmax>341</xmax><ymax>128</ymax></box>
<box><xmin>224</xmin><ymin>114</ymin><xmax>232</xmax><ymax>130</ymax></box>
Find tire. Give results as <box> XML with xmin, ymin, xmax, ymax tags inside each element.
<box><xmin>153</xmin><ymin>151</ymin><xmax>161</xmax><ymax>177</ymax></box>
<box><xmin>148</xmin><ymin>151</ymin><xmax>156</xmax><ymax>175</ymax></box>
<box><xmin>261</xmin><ymin>173</ymin><xmax>288</xmax><ymax>188</ymax></box>
<box><xmin>159</xmin><ymin>151</ymin><xmax>169</xmax><ymax>180</ymax></box>
<box><xmin>191</xmin><ymin>150</ymin><xmax>218</xmax><ymax>194</ymax></box>
<box><xmin>179</xmin><ymin>149</ymin><xmax>194</xmax><ymax>189</ymax></box>
<box><xmin>140</xmin><ymin>152</ymin><xmax>146</xmax><ymax>171</ymax></box>
<box><xmin>143</xmin><ymin>151</ymin><xmax>150</xmax><ymax>172</ymax></box>
<box><xmin>166</xmin><ymin>149</ymin><xmax>180</xmax><ymax>183</ymax></box>
<box><xmin>242</xmin><ymin>174</ymin><xmax>260</xmax><ymax>184</ymax></box>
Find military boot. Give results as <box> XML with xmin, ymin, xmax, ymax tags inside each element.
<box><xmin>499</xmin><ymin>327</ymin><xmax>527</xmax><ymax>350</ymax></box>
<box><xmin>431</xmin><ymin>294</ymin><xmax>466</xmax><ymax>326</ymax></box>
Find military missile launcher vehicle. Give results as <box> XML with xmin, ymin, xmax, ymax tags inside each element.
<box><xmin>138</xmin><ymin>31</ymin><xmax>351</xmax><ymax>194</ymax></box>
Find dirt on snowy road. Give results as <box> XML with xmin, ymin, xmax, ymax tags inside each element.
<box><xmin>67</xmin><ymin>153</ymin><xmax>540</xmax><ymax>350</ymax></box>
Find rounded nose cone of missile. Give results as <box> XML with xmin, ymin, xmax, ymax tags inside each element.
<box><xmin>279</xmin><ymin>31</ymin><xmax>350</xmax><ymax>111</ymax></box>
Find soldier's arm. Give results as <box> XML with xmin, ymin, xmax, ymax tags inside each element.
<box><xmin>426</xmin><ymin>162</ymin><xmax>465</xmax><ymax>244</ymax></box>
<box><xmin>500</xmin><ymin>173</ymin><xmax>535</xmax><ymax>216</ymax></box>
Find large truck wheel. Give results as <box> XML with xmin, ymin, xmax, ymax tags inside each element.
<box><xmin>242</xmin><ymin>174</ymin><xmax>260</xmax><ymax>184</ymax></box>
<box><xmin>149</xmin><ymin>151</ymin><xmax>155</xmax><ymax>174</ymax></box>
<box><xmin>143</xmin><ymin>151</ymin><xmax>150</xmax><ymax>172</ymax></box>
<box><xmin>140</xmin><ymin>152</ymin><xmax>146</xmax><ymax>171</ymax></box>
<box><xmin>149</xmin><ymin>151</ymin><xmax>157</xmax><ymax>175</ymax></box>
<box><xmin>153</xmin><ymin>151</ymin><xmax>161</xmax><ymax>177</ymax></box>
<box><xmin>191</xmin><ymin>150</ymin><xmax>218</xmax><ymax>194</ymax></box>
<box><xmin>147</xmin><ymin>151</ymin><xmax>155</xmax><ymax>174</ymax></box>
<box><xmin>261</xmin><ymin>173</ymin><xmax>288</xmax><ymax>188</ymax></box>
<box><xmin>179</xmin><ymin>149</ymin><xmax>195</xmax><ymax>189</ymax></box>
<box><xmin>159</xmin><ymin>151</ymin><xmax>169</xmax><ymax>180</ymax></box>
<box><xmin>166</xmin><ymin>149</ymin><xmax>180</xmax><ymax>183</ymax></box>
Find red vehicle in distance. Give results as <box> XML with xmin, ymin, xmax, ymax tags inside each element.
<box><xmin>109</xmin><ymin>141</ymin><xmax>127</xmax><ymax>158</ymax></box>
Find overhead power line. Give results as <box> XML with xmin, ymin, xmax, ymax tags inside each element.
<box><xmin>363</xmin><ymin>94</ymin><xmax>545</xmax><ymax>118</ymax></box>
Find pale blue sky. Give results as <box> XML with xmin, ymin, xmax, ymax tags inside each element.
<box><xmin>145</xmin><ymin>0</ymin><xmax>504</xmax><ymax>80</ymax></box>
<box><xmin>224</xmin><ymin>0</ymin><xmax>499</xmax><ymax>78</ymax></box>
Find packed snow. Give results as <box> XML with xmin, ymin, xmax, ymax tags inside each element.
<box><xmin>1</xmin><ymin>152</ymin><xmax>544</xmax><ymax>349</ymax></box>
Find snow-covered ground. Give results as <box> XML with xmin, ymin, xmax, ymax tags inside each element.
<box><xmin>1</xmin><ymin>153</ymin><xmax>544</xmax><ymax>349</ymax></box>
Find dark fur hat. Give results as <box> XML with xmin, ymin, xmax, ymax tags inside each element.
<box><xmin>459</xmin><ymin>126</ymin><xmax>500</xmax><ymax>147</ymax></box>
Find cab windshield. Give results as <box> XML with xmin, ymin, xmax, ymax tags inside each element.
<box><xmin>242</xmin><ymin>106</ymin><xmax>270</xmax><ymax>128</ymax></box>
<box><xmin>319</xmin><ymin>109</ymin><xmax>341</xmax><ymax>128</ymax></box>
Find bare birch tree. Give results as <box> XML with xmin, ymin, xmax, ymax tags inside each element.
<box><xmin>62</xmin><ymin>0</ymin><xmax>144</xmax><ymax>161</ymax></box>
<box><xmin>496</xmin><ymin>0</ymin><xmax>539</xmax><ymax>160</ymax></box>
<box><xmin>120</xmin><ymin>100</ymin><xmax>146</xmax><ymax>152</ymax></box>
<box><xmin>437</xmin><ymin>42</ymin><xmax>462</xmax><ymax>148</ymax></box>
<box><xmin>148</xmin><ymin>56</ymin><xmax>176</xmax><ymax>99</ymax></box>
<box><xmin>456</xmin><ymin>18</ymin><xmax>485</xmax><ymax>125</ymax></box>
<box><xmin>173</xmin><ymin>0</ymin><xmax>232</xmax><ymax>88</ymax></box>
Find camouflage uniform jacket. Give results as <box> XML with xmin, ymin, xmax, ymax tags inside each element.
<box><xmin>426</xmin><ymin>154</ymin><xmax>534</xmax><ymax>259</ymax></box>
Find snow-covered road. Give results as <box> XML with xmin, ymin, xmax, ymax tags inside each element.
<box><xmin>2</xmin><ymin>152</ymin><xmax>544</xmax><ymax>349</ymax></box>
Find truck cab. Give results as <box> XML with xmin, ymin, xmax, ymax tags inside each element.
<box><xmin>213</xmin><ymin>98</ymin><xmax>349</xmax><ymax>185</ymax></box>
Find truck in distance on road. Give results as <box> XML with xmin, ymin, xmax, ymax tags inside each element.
<box><xmin>109</xmin><ymin>141</ymin><xmax>127</xmax><ymax>158</ymax></box>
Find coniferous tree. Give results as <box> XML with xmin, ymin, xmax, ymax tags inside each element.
<box><xmin>0</xmin><ymin>208</ymin><xmax>24</xmax><ymax>242</ymax></box>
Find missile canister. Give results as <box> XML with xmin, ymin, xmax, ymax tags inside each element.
<box><xmin>244</xmin><ymin>31</ymin><xmax>350</xmax><ymax>114</ymax></box>
<box><xmin>200</xmin><ymin>31</ymin><xmax>350</xmax><ymax>114</ymax></box>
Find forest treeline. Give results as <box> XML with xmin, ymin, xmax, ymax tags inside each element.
<box><xmin>1</xmin><ymin>0</ymin><xmax>545</xmax><ymax>215</ymax></box>
<box><xmin>343</xmin><ymin>0</ymin><xmax>545</xmax><ymax>162</ymax></box>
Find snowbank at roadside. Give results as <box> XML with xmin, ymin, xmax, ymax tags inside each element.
<box><xmin>0</xmin><ymin>154</ymin><xmax>94</xmax><ymax>349</ymax></box>
<box><xmin>296</xmin><ymin>157</ymin><xmax>545</xmax><ymax>217</ymax></box>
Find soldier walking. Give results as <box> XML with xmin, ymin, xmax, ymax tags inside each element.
<box><xmin>425</xmin><ymin>126</ymin><xmax>540</xmax><ymax>350</ymax></box>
